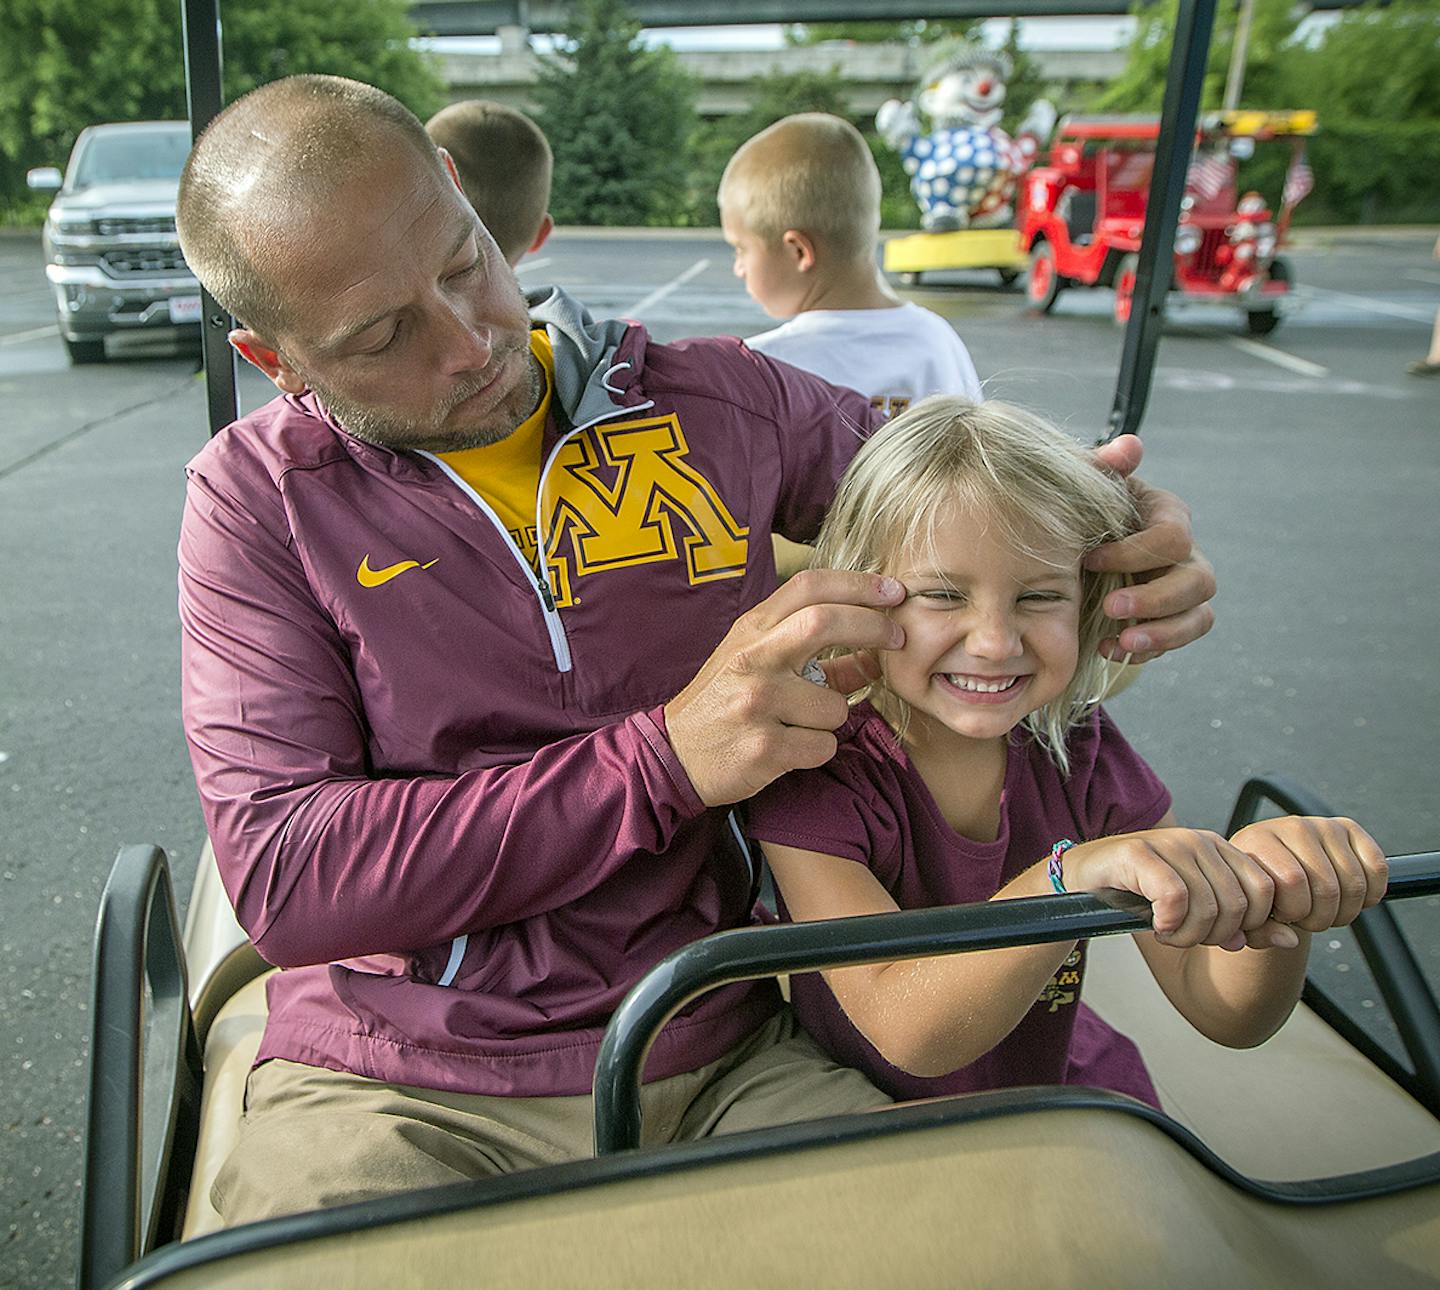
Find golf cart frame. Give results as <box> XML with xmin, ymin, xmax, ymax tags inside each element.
<box><xmin>82</xmin><ymin>778</ymin><xmax>1440</xmax><ymax>1288</ymax></box>
<box><xmin>74</xmin><ymin>1</ymin><xmax>1440</xmax><ymax>1286</ymax></box>
<box><xmin>1018</xmin><ymin>109</ymin><xmax>1317</xmax><ymax>334</ymax></box>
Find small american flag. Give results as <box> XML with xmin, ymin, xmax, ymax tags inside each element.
<box><xmin>1283</xmin><ymin>151</ymin><xmax>1314</xmax><ymax>207</ymax></box>
<box><xmin>1186</xmin><ymin>151</ymin><xmax>1232</xmax><ymax>201</ymax></box>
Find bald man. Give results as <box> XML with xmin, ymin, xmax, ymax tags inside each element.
<box><xmin>176</xmin><ymin>75</ymin><xmax>1216</xmax><ymax>1224</ymax></box>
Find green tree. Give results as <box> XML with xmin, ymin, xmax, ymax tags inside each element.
<box><xmin>1094</xmin><ymin>0</ymin><xmax>1301</xmax><ymax>114</ymax></box>
<box><xmin>531</xmin><ymin>0</ymin><xmax>696</xmax><ymax>226</ymax></box>
<box><xmin>784</xmin><ymin>20</ymin><xmax>981</xmax><ymax>47</ymax></box>
<box><xmin>0</xmin><ymin>0</ymin><xmax>443</xmax><ymax>220</ymax></box>
<box><xmin>1273</xmin><ymin>2</ymin><xmax>1440</xmax><ymax>222</ymax></box>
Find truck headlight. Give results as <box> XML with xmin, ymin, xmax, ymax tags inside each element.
<box><xmin>1174</xmin><ymin>225</ymin><xmax>1202</xmax><ymax>255</ymax></box>
<box><xmin>52</xmin><ymin>216</ymin><xmax>92</xmax><ymax>236</ymax></box>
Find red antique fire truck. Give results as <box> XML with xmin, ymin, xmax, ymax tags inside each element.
<box><xmin>1018</xmin><ymin>110</ymin><xmax>1316</xmax><ymax>335</ymax></box>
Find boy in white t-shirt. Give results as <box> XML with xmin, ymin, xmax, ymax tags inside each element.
<box><xmin>718</xmin><ymin>112</ymin><xmax>982</xmax><ymax>419</ymax></box>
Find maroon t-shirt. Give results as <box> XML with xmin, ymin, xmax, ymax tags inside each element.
<box><xmin>745</xmin><ymin>702</ymin><xmax>1170</xmax><ymax>1107</ymax></box>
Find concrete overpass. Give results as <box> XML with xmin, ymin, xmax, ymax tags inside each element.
<box><xmin>412</xmin><ymin>0</ymin><xmax>1375</xmax><ymax>36</ymax></box>
<box><xmin>432</xmin><ymin>37</ymin><xmax>1126</xmax><ymax>116</ymax></box>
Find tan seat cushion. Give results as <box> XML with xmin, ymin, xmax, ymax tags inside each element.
<box><xmin>1083</xmin><ymin>933</ymin><xmax>1440</xmax><ymax>1178</ymax></box>
<box><xmin>182</xmin><ymin>971</ymin><xmax>272</xmax><ymax>1240</ymax></box>
<box><xmin>182</xmin><ymin>936</ymin><xmax>1440</xmax><ymax>1241</ymax></box>
<box><xmin>156</xmin><ymin>1107</ymin><xmax>1440</xmax><ymax>1288</ymax></box>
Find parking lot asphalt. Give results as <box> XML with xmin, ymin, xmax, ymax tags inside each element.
<box><xmin>2</xmin><ymin>225</ymin><xmax>1438</xmax><ymax>1286</ymax></box>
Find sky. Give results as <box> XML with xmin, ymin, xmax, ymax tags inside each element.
<box><xmin>419</xmin><ymin>13</ymin><xmax>1342</xmax><ymax>57</ymax></box>
<box><xmin>420</xmin><ymin>18</ymin><xmax>1139</xmax><ymax>55</ymax></box>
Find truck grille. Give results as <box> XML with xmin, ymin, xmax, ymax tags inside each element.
<box><xmin>94</xmin><ymin>215</ymin><xmax>177</xmax><ymax>236</ymax></box>
<box><xmin>101</xmin><ymin>247</ymin><xmax>190</xmax><ymax>277</ymax></box>
<box><xmin>1192</xmin><ymin>229</ymin><xmax>1227</xmax><ymax>276</ymax></box>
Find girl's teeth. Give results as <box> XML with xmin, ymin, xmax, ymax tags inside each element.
<box><xmin>947</xmin><ymin>674</ymin><xmax>1018</xmax><ymax>694</ymax></box>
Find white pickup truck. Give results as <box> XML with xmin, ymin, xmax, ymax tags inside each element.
<box><xmin>26</xmin><ymin>120</ymin><xmax>200</xmax><ymax>364</ymax></box>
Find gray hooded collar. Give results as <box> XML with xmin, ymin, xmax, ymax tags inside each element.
<box><xmin>526</xmin><ymin>285</ymin><xmax>644</xmax><ymax>429</ymax></box>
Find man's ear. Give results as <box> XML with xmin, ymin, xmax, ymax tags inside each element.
<box><xmin>780</xmin><ymin>228</ymin><xmax>818</xmax><ymax>273</ymax></box>
<box><xmin>528</xmin><ymin>212</ymin><xmax>554</xmax><ymax>254</ymax></box>
<box><xmin>229</xmin><ymin>329</ymin><xmax>307</xmax><ymax>395</ymax></box>
<box><xmin>436</xmin><ymin>145</ymin><xmax>465</xmax><ymax>194</ymax></box>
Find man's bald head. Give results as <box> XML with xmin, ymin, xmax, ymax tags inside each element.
<box><xmin>177</xmin><ymin>74</ymin><xmax>446</xmax><ymax>339</ymax></box>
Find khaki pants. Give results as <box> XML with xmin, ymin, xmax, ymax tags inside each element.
<box><xmin>212</xmin><ymin>1007</ymin><xmax>889</xmax><ymax>1226</ymax></box>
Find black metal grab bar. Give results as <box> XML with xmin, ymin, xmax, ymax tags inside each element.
<box><xmin>592</xmin><ymin>850</ymin><xmax>1440</xmax><ymax>1155</ymax></box>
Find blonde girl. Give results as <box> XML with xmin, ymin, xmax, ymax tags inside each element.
<box><xmin>745</xmin><ymin>396</ymin><xmax>1387</xmax><ymax>1104</ymax></box>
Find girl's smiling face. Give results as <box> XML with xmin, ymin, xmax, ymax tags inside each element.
<box><xmin>881</xmin><ymin>499</ymin><xmax>1084</xmax><ymax>747</ymax></box>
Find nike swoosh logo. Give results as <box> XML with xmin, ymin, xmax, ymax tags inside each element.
<box><xmin>356</xmin><ymin>555</ymin><xmax>439</xmax><ymax>588</ymax></box>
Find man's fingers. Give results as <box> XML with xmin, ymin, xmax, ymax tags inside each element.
<box><xmin>1100</xmin><ymin>602</ymin><xmax>1215</xmax><ymax>661</ymax></box>
<box><xmin>1086</xmin><ymin>516</ymin><xmax>1194</xmax><ymax>575</ymax></box>
<box><xmin>819</xmin><ymin>649</ymin><xmax>881</xmax><ymax>695</ymax></box>
<box><xmin>748</xmin><ymin>568</ymin><xmax>905</xmax><ymax>633</ymax></box>
<box><xmin>773</xmin><ymin>674</ymin><xmax>853</xmax><ymax>734</ymax></box>
<box><xmin>1104</xmin><ymin>556</ymin><xmax>1217</xmax><ymax>623</ymax></box>
<box><xmin>1090</xmin><ymin>433</ymin><xmax>1143</xmax><ymax>479</ymax></box>
<box><xmin>766</xmin><ymin>603</ymin><xmax>904</xmax><ymax>674</ymax></box>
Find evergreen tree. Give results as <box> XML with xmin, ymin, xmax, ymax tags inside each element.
<box><xmin>531</xmin><ymin>0</ymin><xmax>696</xmax><ymax>227</ymax></box>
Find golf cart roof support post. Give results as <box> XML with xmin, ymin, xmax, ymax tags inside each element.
<box><xmin>181</xmin><ymin>0</ymin><xmax>240</xmax><ymax>438</ymax></box>
<box><xmin>1104</xmin><ymin>0</ymin><xmax>1220</xmax><ymax>444</ymax></box>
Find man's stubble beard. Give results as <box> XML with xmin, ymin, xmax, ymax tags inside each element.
<box><xmin>308</xmin><ymin>339</ymin><xmax>544</xmax><ymax>454</ymax></box>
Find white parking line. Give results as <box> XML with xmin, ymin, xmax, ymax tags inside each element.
<box><xmin>1294</xmin><ymin>284</ymin><xmax>1433</xmax><ymax>323</ymax></box>
<box><xmin>628</xmin><ymin>259</ymin><xmax>711</xmax><ymax>316</ymax></box>
<box><xmin>0</xmin><ymin>323</ymin><xmax>59</xmax><ymax>346</ymax></box>
<box><xmin>514</xmin><ymin>257</ymin><xmax>552</xmax><ymax>276</ymax></box>
<box><xmin>1226</xmin><ymin>336</ymin><xmax>1328</xmax><ymax>378</ymax></box>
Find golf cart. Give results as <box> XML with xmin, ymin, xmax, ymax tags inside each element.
<box><xmin>1018</xmin><ymin>109</ymin><xmax>1317</xmax><ymax>335</ymax></box>
<box><xmin>75</xmin><ymin>1</ymin><xmax>1440</xmax><ymax>1287</ymax></box>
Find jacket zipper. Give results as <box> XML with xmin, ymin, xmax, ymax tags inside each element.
<box><xmin>419</xmin><ymin>451</ymin><xmax>574</xmax><ymax>672</ymax></box>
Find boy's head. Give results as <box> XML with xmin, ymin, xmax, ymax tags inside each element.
<box><xmin>813</xmin><ymin>396</ymin><xmax>1139</xmax><ymax>771</ymax></box>
<box><xmin>718</xmin><ymin>113</ymin><xmax>881</xmax><ymax>318</ymax></box>
<box><xmin>425</xmin><ymin>100</ymin><xmax>553</xmax><ymax>265</ymax></box>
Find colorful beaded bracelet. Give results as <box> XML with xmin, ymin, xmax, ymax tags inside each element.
<box><xmin>1047</xmin><ymin>839</ymin><xmax>1078</xmax><ymax>894</ymax></box>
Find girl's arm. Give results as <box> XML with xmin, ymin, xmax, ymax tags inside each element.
<box><xmin>762</xmin><ymin>840</ymin><xmax>1079</xmax><ymax>1078</ymax></box>
<box><xmin>1133</xmin><ymin>812</ymin><xmax>1388</xmax><ymax>1048</ymax></box>
<box><xmin>765</xmin><ymin>819</ymin><xmax>1286</xmax><ymax>1078</ymax></box>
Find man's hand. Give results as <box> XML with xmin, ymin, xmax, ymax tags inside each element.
<box><xmin>1088</xmin><ymin>435</ymin><xmax>1217</xmax><ymax>664</ymax></box>
<box><xmin>665</xmin><ymin>571</ymin><xmax>906</xmax><ymax>807</ymax></box>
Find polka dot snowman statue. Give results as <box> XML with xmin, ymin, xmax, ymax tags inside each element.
<box><xmin>878</xmin><ymin>42</ymin><xmax>1056</xmax><ymax>232</ymax></box>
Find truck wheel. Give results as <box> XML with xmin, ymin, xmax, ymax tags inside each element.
<box><xmin>1112</xmin><ymin>254</ymin><xmax>1140</xmax><ymax>326</ymax></box>
<box><xmin>1245</xmin><ymin>257</ymin><xmax>1289</xmax><ymax>336</ymax></box>
<box><xmin>1246</xmin><ymin>308</ymin><xmax>1281</xmax><ymax>337</ymax></box>
<box><xmin>1025</xmin><ymin>243</ymin><xmax>1063</xmax><ymax>314</ymax></box>
<box><xmin>64</xmin><ymin>336</ymin><xmax>106</xmax><ymax>365</ymax></box>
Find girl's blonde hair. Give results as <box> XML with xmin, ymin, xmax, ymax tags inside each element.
<box><xmin>813</xmin><ymin>396</ymin><xmax>1140</xmax><ymax>775</ymax></box>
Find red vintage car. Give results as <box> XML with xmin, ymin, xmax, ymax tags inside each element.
<box><xmin>1018</xmin><ymin>111</ymin><xmax>1316</xmax><ymax>335</ymax></box>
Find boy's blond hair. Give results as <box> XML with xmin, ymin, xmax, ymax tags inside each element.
<box><xmin>425</xmin><ymin>100</ymin><xmax>552</xmax><ymax>263</ymax></box>
<box><xmin>812</xmin><ymin>396</ymin><xmax>1140</xmax><ymax>776</ymax></box>
<box><xmin>718</xmin><ymin>113</ymin><xmax>881</xmax><ymax>263</ymax></box>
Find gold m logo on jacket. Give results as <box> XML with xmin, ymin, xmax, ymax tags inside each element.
<box><xmin>544</xmin><ymin>414</ymin><xmax>749</xmax><ymax>606</ymax></box>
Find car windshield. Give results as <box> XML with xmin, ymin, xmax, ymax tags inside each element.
<box><xmin>70</xmin><ymin>127</ymin><xmax>190</xmax><ymax>188</ymax></box>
